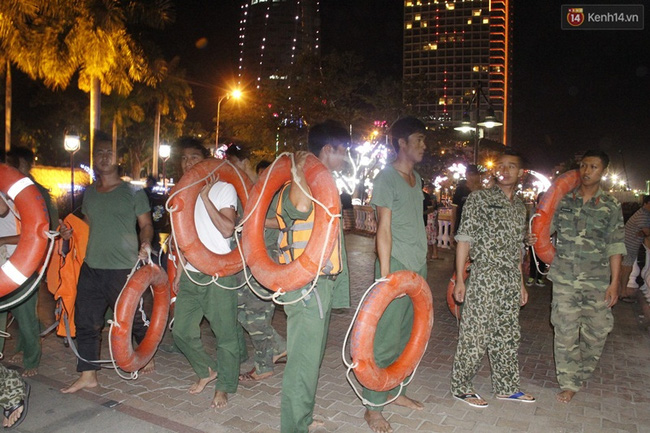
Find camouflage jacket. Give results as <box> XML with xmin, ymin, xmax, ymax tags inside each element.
<box><xmin>456</xmin><ymin>185</ymin><xmax>527</xmax><ymax>269</ymax></box>
<box><xmin>548</xmin><ymin>187</ymin><xmax>625</xmax><ymax>284</ymax></box>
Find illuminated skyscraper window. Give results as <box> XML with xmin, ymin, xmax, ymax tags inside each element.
<box><xmin>403</xmin><ymin>0</ymin><xmax>511</xmax><ymax>144</ymax></box>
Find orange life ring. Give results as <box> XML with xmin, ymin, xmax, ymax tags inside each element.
<box><xmin>242</xmin><ymin>154</ymin><xmax>340</xmax><ymax>292</ymax></box>
<box><xmin>0</xmin><ymin>164</ymin><xmax>49</xmax><ymax>298</ymax></box>
<box><xmin>168</xmin><ymin>159</ymin><xmax>252</xmax><ymax>277</ymax></box>
<box><xmin>111</xmin><ymin>264</ymin><xmax>170</xmax><ymax>372</ymax></box>
<box><xmin>447</xmin><ymin>261</ymin><xmax>470</xmax><ymax>319</ymax></box>
<box><xmin>531</xmin><ymin>169</ymin><xmax>580</xmax><ymax>264</ymax></box>
<box><xmin>350</xmin><ymin>270</ymin><xmax>433</xmax><ymax>392</ymax></box>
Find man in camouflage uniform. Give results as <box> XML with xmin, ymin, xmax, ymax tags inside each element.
<box><xmin>547</xmin><ymin>150</ymin><xmax>625</xmax><ymax>403</ymax></box>
<box><xmin>451</xmin><ymin>149</ymin><xmax>535</xmax><ymax>408</ymax></box>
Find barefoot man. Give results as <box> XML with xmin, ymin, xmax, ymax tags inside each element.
<box><xmin>168</xmin><ymin>137</ymin><xmax>241</xmax><ymax>408</ymax></box>
<box><xmin>545</xmin><ymin>150</ymin><xmax>625</xmax><ymax>403</ymax></box>
<box><xmin>61</xmin><ymin>132</ymin><xmax>154</xmax><ymax>393</ymax></box>
<box><xmin>362</xmin><ymin>117</ymin><xmax>428</xmax><ymax>433</ymax></box>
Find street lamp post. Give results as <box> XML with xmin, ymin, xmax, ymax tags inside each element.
<box><xmin>64</xmin><ymin>134</ymin><xmax>81</xmax><ymax>212</ymax></box>
<box><xmin>454</xmin><ymin>82</ymin><xmax>502</xmax><ymax>164</ymax></box>
<box><xmin>215</xmin><ymin>89</ymin><xmax>242</xmax><ymax>147</ymax></box>
<box><xmin>159</xmin><ymin>143</ymin><xmax>171</xmax><ymax>193</ymax></box>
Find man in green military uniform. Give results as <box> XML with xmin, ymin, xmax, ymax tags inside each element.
<box><xmin>277</xmin><ymin>120</ymin><xmax>350</xmax><ymax>433</ymax></box>
<box><xmin>451</xmin><ymin>149</ymin><xmax>535</xmax><ymax>408</ymax></box>
<box><xmin>225</xmin><ymin>145</ymin><xmax>286</xmax><ymax>381</ymax></box>
<box><xmin>546</xmin><ymin>150</ymin><xmax>625</xmax><ymax>403</ymax></box>
<box><xmin>0</xmin><ymin>146</ymin><xmax>59</xmax><ymax>377</ymax></box>
<box><xmin>363</xmin><ymin>117</ymin><xmax>428</xmax><ymax>433</ymax></box>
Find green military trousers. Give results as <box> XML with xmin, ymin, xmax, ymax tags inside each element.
<box><xmin>551</xmin><ymin>281</ymin><xmax>613</xmax><ymax>392</ymax></box>
<box><xmin>0</xmin><ymin>278</ymin><xmax>41</xmax><ymax>370</ymax></box>
<box><xmin>362</xmin><ymin>258</ymin><xmax>427</xmax><ymax>411</ymax></box>
<box><xmin>173</xmin><ymin>271</ymin><xmax>239</xmax><ymax>394</ymax></box>
<box><xmin>451</xmin><ymin>264</ymin><xmax>521</xmax><ymax>396</ymax></box>
<box><xmin>236</xmin><ymin>271</ymin><xmax>286</xmax><ymax>375</ymax></box>
<box><xmin>280</xmin><ymin>278</ymin><xmax>334</xmax><ymax>433</ymax></box>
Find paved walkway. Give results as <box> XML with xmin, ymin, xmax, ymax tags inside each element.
<box><xmin>2</xmin><ymin>233</ymin><xmax>650</xmax><ymax>432</ymax></box>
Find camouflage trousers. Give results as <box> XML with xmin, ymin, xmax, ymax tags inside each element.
<box><xmin>0</xmin><ymin>364</ymin><xmax>25</xmax><ymax>409</ymax></box>
<box><xmin>551</xmin><ymin>281</ymin><xmax>613</xmax><ymax>392</ymax></box>
<box><xmin>237</xmin><ymin>272</ymin><xmax>286</xmax><ymax>375</ymax></box>
<box><xmin>451</xmin><ymin>265</ymin><xmax>522</xmax><ymax>396</ymax></box>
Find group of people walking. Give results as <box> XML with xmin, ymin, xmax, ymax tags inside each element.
<box><xmin>0</xmin><ymin>116</ymin><xmax>635</xmax><ymax>432</ymax></box>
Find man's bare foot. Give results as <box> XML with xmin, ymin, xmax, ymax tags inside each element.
<box><xmin>2</xmin><ymin>405</ymin><xmax>23</xmax><ymax>428</ymax></box>
<box><xmin>309</xmin><ymin>417</ymin><xmax>325</xmax><ymax>431</ymax></box>
<box><xmin>239</xmin><ymin>368</ymin><xmax>273</xmax><ymax>382</ymax></box>
<box><xmin>556</xmin><ymin>390</ymin><xmax>576</xmax><ymax>403</ymax></box>
<box><xmin>273</xmin><ymin>351</ymin><xmax>287</xmax><ymax>364</ymax></box>
<box><xmin>22</xmin><ymin>368</ymin><xmax>38</xmax><ymax>377</ymax></box>
<box><xmin>140</xmin><ymin>358</ymin><xmax>155</xmax><ymax>375</ymax></box>
<box><xmin>390</xmin><ymin>395</ymin><xmax>424</xmax><ymax>410</ymax></box>
<box><xmin>364</xmin><ymin>410</ymin><xmax>393</xmax><ymax>433</ymax></box>
<box><xmin>61</xmin><ymin>371</ymin><xmax>98</xmax><ymax>393</ymax></box>
<box><xmin>211</xmin><ymin>390</ymin><xmax>228</xmax><ymax>409</ymax></box>
<box><xmin>7</xmin><ymin>353</ymin><xmax>23</xmax><ymax>364</ymax></box>
<box><xmin>189</xmin><ymin>368</ymin><xmax>217</xmax><ymax>394</ymax></box>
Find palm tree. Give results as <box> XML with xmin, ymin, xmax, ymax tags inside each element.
<box><xmin>102</xmin><ymin>92</ymin><xmax>145</xmax><ymax>155</ymax></box>
<box><xmin>140</xmin><ymin>56</ymin><xmax>193</xmax><ymax>176</ymax></box>
<box><xmin>2</xmin><ymin>0</ymin><xmax>174</xmax><ymax>165</ymax></box>
<box><xmin>0</xmin><ymin>0</ymin><xmax>43</xmax><ymax>152</ymax></box>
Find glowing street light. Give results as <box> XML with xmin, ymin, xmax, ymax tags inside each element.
<box><xmin>216</xmin><ymin>89</ymin><xmax>242</xmax><ymax>147</ymax></box>
<box><xmin>159</xmin><ymin>143</ymin><xmax>171</xmax><ymax>193</ymax></box>
<box><xmin>64</xmin><ymin>134</ymin><xmax>81</xmax><ymax>212</ymax></box>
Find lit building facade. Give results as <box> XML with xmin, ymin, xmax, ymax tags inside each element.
<box><xmin>237</xmin><ymin>0</ymin><xmax>320</xmax><ymax>90</ymax></box>
<box><xmin>403</xmin><ymin>0</ymin><xmax>511</xmax><ymax>144</ymax></box>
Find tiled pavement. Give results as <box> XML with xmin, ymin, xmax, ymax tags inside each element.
<box><xmin>3</xmin><ymin>233</ymin><xmax>650</xmax><ymax>432</ymax></box>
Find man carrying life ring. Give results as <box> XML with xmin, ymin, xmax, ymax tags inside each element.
<box><xmin>170</xmin><ymin>137</ymin><xmax>240</xmax><ymax>409</ymax></box>
<box><xmin>451</xmin><ymin>149</ymin><xmax>535</xmax><ymax>408</ymax></box>
<box><xmin>361</xmin><ymin>117</ymin><xmax>429</xmax><ymax>433</ymax></box>
<box><xmin>276</xmin><ymin>121</ymin><xmax>350</xmax><ymax>433</ymax></box>
<box><xmin>60</xmin><ymin>132</ymin><xmax>154</xmax><ymax>393</ymax></box>
<box><xmin>224</xmin><ymin>144</ymin><xmax>287</xmax><ymax>383</ymax></box>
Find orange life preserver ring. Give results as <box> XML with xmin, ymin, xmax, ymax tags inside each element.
<box><xmin>242</xmin><ymin>154</ymin><xmax>341</xmax><ymax>292</ymax></box>
<box><xmin>111</xmin><ymin>264</ymin><xmax>170</xmax><ymax>372</ymax></box>
<box><xmin>531</xmin><ymin>169</ymin><xmax>580</xmax><ymax>264</ymax></box>
<box><xmin>168</xmin><ymin>159</ymin><xmax>252</xmax><ymax>277</ymax></box>
<box><xmin>0</xmin><ymin>164</ymin><xmax>49</xmax><ymax>298</ymax></box>
<box><xmin>349</xmin><ymin>270</ymin><xmax>433</xmax><ymax>392</ymax></box>
<box><xmin>447</xmin><ymin>261</ymin><xmax>470</xmax><ymax>319</ymax></box>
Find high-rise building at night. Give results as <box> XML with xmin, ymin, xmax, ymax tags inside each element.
<box><xmin>403</xmin><ymin>0</ymin><xmax>511</xmax><ymax>144</ymax></box>
<box><xmin>237</xmin><ymin>0</ymin><xmax>320</xmax><ymax>90</ymax></box>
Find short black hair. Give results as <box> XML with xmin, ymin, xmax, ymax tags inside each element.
<box><xmin>225</xmin><ymin>143</ymin><xmax>251</xmax><ymax>161</ymax></box>
<box><xmin>176</xmin><ymin>136</ymin><xmax>210</xmax><ymax>159</ymax></box>
<box><xmin>256</xmin><ymin>160</ymin><xmax>271</xmax><ymax>174</ymax></box>
<box><xmin>581</xmin><ymin>149</ymin><xmax>610</xmax><ymax>169</ymax></box>
<box><xmin>389</xmin><ymin>116</ymin><xmax>426</xmax><ymax>153</ymax></box>
<box><xmin>307</xmin><ymin>120</ymin><xmax>350</xmax><ymax>157</ymax></box>
<box><xmin>466</xmin><ymin>164</ymin><xmax>480</xmax><ymax>175</ymax></box>
<box><xmin>6</xmin><ymin>146</ymin><xmax>35</xmax><ymax>167</ymax></box>
<box><xmin>498</xmin><ymin>147</ymin><xmax>526</xmax><ymax>168</ymax></box>
<box><xmin>94</xmin><ymin>130</ymin><xmax>112</xmax><ymax>145</ymax></box>
<box><xmin>643</xmin><ymin>195</ymin><xmax>650</xmax><ymax>205</ymax></box>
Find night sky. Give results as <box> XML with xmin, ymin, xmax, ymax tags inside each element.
<box><xmin>158</xmin><ymin>1</ymin><xmax>649</xmax><ymax>188</ymax></box>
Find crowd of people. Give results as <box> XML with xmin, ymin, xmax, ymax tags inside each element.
<box><xmin>0</xmin><ymin>116</ymin><xmax>647</xmax><ymax>432</ymax></box>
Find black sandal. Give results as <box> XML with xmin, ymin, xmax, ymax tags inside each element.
<box><xmin>3</xmin><ymin>382</ymin><xmax>30</xmax><ymax>429</ymax></box>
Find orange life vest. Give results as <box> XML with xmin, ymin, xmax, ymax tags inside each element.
<box><xmin>276</xmin><ymin>184</ymin><xmax>342</xmax><ymax>276</ymax></box>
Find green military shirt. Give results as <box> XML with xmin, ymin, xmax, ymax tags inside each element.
<box><xmin>82</xmin><ymin>181</ymin><xmax>150</xmax><ymax>269</ymax></box>
<box><xmin>370</xmin><ymin>166</ymin><xmax>427</xmax><ymax>272</ymax></box>
<box><xmin>278</xmin><ymin>183</ymin><xmax>350</xmax><ymax>309</ymax></box>
<box><xmin>33</xmin><ymin>180</ymin><xmax>59</xmax><ymax>230</ymax></box>
<box><xmin>456</xmin><ymin>185</ymin><xmax>526</xmax><ymax>268</ymax></box>
<box><xmin>548</xmin><ymin>187</ymin><xmax>625</xmax><ymax>284</ymax></box>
